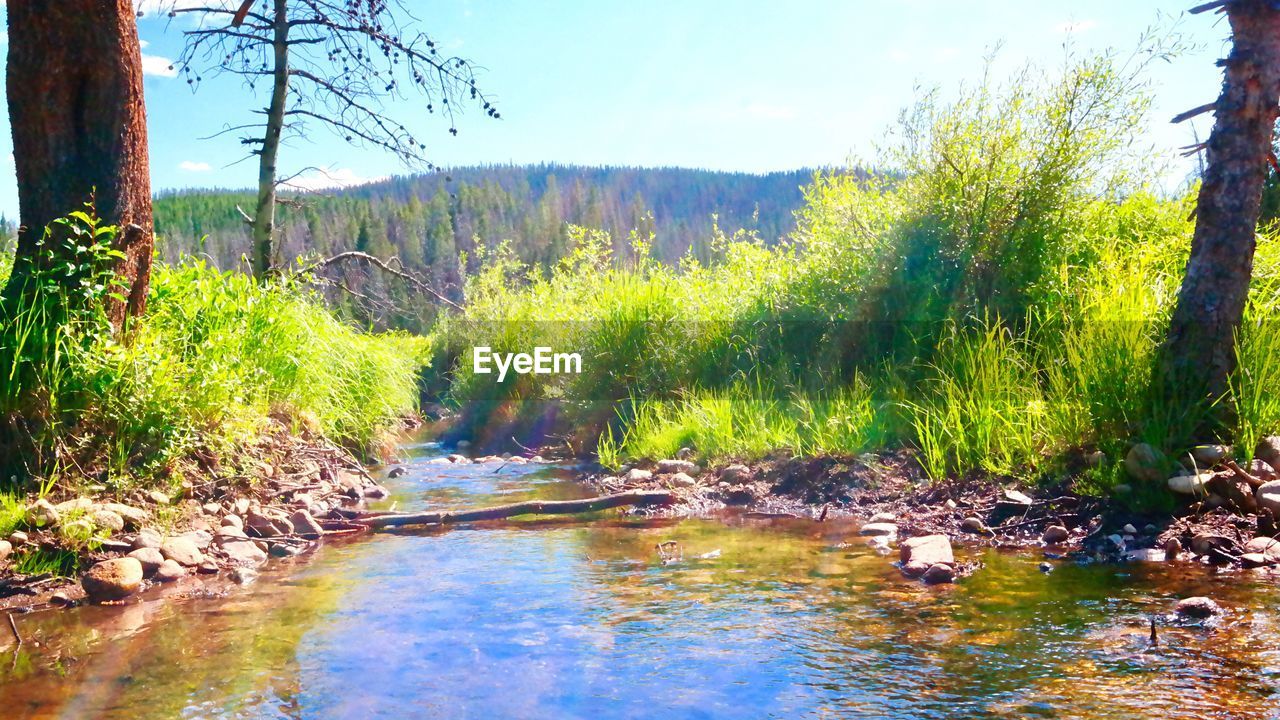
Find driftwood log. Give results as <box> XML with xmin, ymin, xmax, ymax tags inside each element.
<box><xmin>355</xmin><ymin>490</ymin><xmax>676</xmax><ymax>529</ymax></box>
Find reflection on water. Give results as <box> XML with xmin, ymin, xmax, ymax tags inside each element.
<box><xmin>3</xmin><ymin>438</ymin><xmax>1280</xmax><ymax>719</ymax></box>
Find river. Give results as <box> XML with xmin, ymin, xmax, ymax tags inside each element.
<box><xmin>2</xmin><ymin>435</ymin><xmax>1279</xmax><ymax>719</ymax></box>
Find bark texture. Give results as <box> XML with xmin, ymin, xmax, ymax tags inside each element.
<box><xmin>3</xmin><ymin>0</ymin><xmax>153</xmax><ymax>325</ymax></box>
<box><xmin>250</xmin><ymin>0</ymin><xmax>290</xmax><ymax>279</ymax></box>
<box><xmin>1162</xmin><ymin>0</ymin><xmax>1280</xmax><ymax>438</ymax></box>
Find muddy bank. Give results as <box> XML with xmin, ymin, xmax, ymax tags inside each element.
<box><xmin>0</xmin><ymin>418</ymin><xmax>402</xmax><ymax>610</ymax></box>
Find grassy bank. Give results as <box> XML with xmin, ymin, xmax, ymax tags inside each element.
<box><xmin>0</xmin><ymin>211</ymin><xmax>427</xmax><ymax>545</ymax></box>
<box><xmin>424</xmin><ymin>49</ymin><xmax>1280</xmax><ymax>503</ymax></box>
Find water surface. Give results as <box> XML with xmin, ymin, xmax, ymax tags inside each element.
<box><xmin>2</xmin><ymin>439</ymin><xmax>1279</xmax><ymax>719</ymax></box>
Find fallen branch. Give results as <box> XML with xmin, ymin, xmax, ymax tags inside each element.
<box><xmin>300</xmin><ymin>251</ymin><xmax>462</xmax><ymax>311</ymax></box>
<box><xmin>355</xmin><ymin>490</ymin><xmax>676</xmax><ymax>529</ymax></box>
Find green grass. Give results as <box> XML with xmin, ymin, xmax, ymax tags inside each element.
<box><xmin>0</xmin><ymin>209</ymin><xmax>427</xmax><ymax>496</ymax></box>
<box><xmin>421</xmin><ymin>44</ymin><xmax>1280</xmax><ymax>503</ymax></box>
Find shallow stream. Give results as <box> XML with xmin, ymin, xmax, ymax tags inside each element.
<box><xmin>3</xmin><ymin>437</ymin><xmax>1280</xmax><ymax>719</ymax></box>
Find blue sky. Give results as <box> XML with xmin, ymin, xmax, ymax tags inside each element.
<box><xmin>0</xmin><ymin>2</ymin><xmax>1236</xmax><ymax>219</ymax></box>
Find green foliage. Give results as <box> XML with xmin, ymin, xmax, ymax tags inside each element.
<box><xmin>0</xmin><ymin>209</ymin><xmax>426</xmax><ymax>494</ymax></box>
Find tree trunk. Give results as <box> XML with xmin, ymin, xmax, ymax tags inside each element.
<box><xmin>251</xmin><ymin>0</ymin><xmax>290</xmax><ymax>279</ymax></box>
<box><xmin>1161</xmin><ymin>0</ymin><xmax>1280</xmax><ymax>441</ymax></box>
<box><xmin>2</xmin><ymin>0</ymin><xmax>153</xmax><ymax>327</ymax></box>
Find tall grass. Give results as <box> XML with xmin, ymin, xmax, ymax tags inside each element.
<box><xmin>0</xmin><ymin>209</ymin><xmax>426</xmax><ymax>495</ymax></box>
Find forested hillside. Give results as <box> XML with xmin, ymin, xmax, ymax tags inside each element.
<box><xmin>153</xmin><ymin>164</ymin><xmax>816</xmax><ymax>297</ymax></box>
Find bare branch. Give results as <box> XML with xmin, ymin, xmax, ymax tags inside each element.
<box><xmin>301</xmin><ymin>251</ymin><xmax>462</xmax><ymax>310</ymax></box>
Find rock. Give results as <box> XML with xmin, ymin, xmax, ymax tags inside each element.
<box><xmin>859</xmin><ymin>522</ymin><xmax>898</xmax><ymax>537</ymax></box>
<box><xmin>197</xmin><ymin>560</ymin><xmax>219</xmax><ymax>574</ymax></box>
<box><xmin>90</xmin><ymin>509</ymin><xmax>125</xmax><ymax>533</ymax></box>
<box><xmin>1164</xmin><ymin>537</ymin><xmax>1182</xmax><ymax>559</ymax></box>
<box><xmin>221</xmin><ymin>514</ymin><xmax>244</xmax><ymax>530</ymax></box>
<box><xmin>1125</xmin><ymin>548</ymin><xmax>1166</xmax><ymax>562</ymax></box>
<box><xmin>1125</xmin><ymin>443</ymin><xmax>1166</xmax><ymax>483</ymax></box>
<box><xmin>1112</xmin><ymin>484</ymin><xmax>1132</xmax><ymax>495</ymax></box>
<box><xmin>96</xmin><ymin>503</ymin><xmax>147</xmax><ymax>529</ymax></box>
<box><xmin>1042</xmin><ymin>525</ymin><xmax>1070</xmax><ymax>544</ymax></box>
<box><xmin>230</xmin><ymin>567</ymin><xmax>258</xmax><ymax>585</ymax></box>
<box><xmin>960</xmin><ymin>517</ymin><xmax>988</xmax><ymax>534</ymax></box>
<box><xmin>8</xmin><ymin>531</ymin><xmax>27</xmax><ymax>545</ymax></box>
<box><xmin>1121</xmin><ymin>524</ymin><xmax>1138</xmax><ymax>535</ymax></box>
<box><xmin>1190</xmin><ymin>533</ymin><xmax>1233</xmax><ymax>555</ymax></box>
<box><xmin>0</xmin><ymin>540</ymin><xmax>11</xmax><ymax>563</ymax></box>
<box><xmin>447</xmin><ymin>454</ymin><xmax>468</xmax><ymax>464</ymax></box>
<box><xmin>53</xmin><ymin>497</ymin><xmax>92</xmax><ymax>514</ymax></box>
<box><xmin>1168</xmin><ymin>472</ymin><xmax>1212</xmax><ymax>495</ymax></box>
<box><xmin>219</xmin><ymin>539</ymin><xmax>267</xmax><ymax>566</ymax></box>
<box><xmin>623</xmin><ymin>468</ymin><xmax>653</xmax><ymax>484</ymax></box>
<box><xmin>214</xmin><ymin>526</ymin><xmax>249</xmax><ymax>542</ymax></box>
<box><xmin>1084</xmin><ymin>450</ymin><xmax>1106</xmax><ymax>467</ymax></box>
<box><xmin>81</xmin><ymin>558</ymin><xmax>143</xmax><ymax>602</ymax></box>
<box><xmin>676</xmin><ymin>447</ymin><xmax>695</xmax><ymax>460</ymax></box>
<box><xmin>719</xmin><ymin>464</ymin><xmax>750</xmax><ymax>484</ymax></box>
<box><xmin>127</xmin><ymin>547</ymin><xmax>165</xmax><ymax>575</ymax></box>
<box><xmin>233</xmin><ymin>498</ymin><xmax>251</xmax><ymax>516</ymax></box>
<box><xmin>656</xmin><ymin>459</ymin><xmax>699</xmax><ymax>475</ymax></box>
<box><xmin>387</xmin><ymin>466</ymin><xmax>407</xmax><ymax>478</ymax></box>
<box><xmin>1190</xmin><ymin>444</ymin><xmax>1231</xmax><ymax>468</ymax></box>
<box><xmin>1252</xmin><ymin>459</ymin><xmax>1279</xmax><ymax>482</ymax></box>
<box><xmin>147</xmin><ymin>490</ymin><xmax>171</xmax><ymax>505</ymax></box>
<box><xmin>943</xmin><ymin>499</ymin><xmax>957</xmax><ymax>510</ymax></box>
<box><xmin>160</xmin><ymin>537</ymin><xmax>204</xmax><ymax>567</ymax></box>
<box><xmin>1107</xmin><ymin>534</ymin><xmax>1126</xmax><ymax>550</ymax></box>
<box><xmin>868</xmin><ymin>512</ymin><xmax>896</xmax><ymax>524</ymax></box>
<box><xmin>900</xmin><ymin>534</ymin><xmax>954</xmax><ymax>570</ymax></box>
<box><xmin>1244</xmin><ymin>536</ymin><xmax>1280</xmax><ymax>562</ymax></box>
<box><xmin>363</xmin><ymin>484</ymin><xmax>390</xmax><ymax>499</ymax></box>
<box><xmin>50</xmin><ymin>591</ymin><xmax>72</xmax><ymax>606</ymax></box>
<box><xmin>202</xmin><ymin>502</ymin><xmax>222</xmax><ymax>516</ymax></box>
<box><xmin>245</xmin><ymin>509</ymin><xmax>291</xmax><ymax>538</ymax></box>
<box><xmin>901</xmin><ymin>560</ymin><xmax>931</xmax><ymax>578</ymax></box>
<box><xmin>132</xmin><ymin>529</ymin><xmax>163</xmax><ymax>550</ymax></box>
<box><xmin>1257</xmin><ymin>436</ymin><xmax>1280</xmax><ymax>469</ymax></box>
<box><xmin>1039</xmin><ymin>562</ymin><xmax>1053</xmax><ymax>573</ymax></box>
<box><xmin>289</xmin><ymin>509</ymin><xmax>323</xmax><ymax>539</ymax></box>
<box><xmin>1003</xmin><ymin>489</ymin><xmax>1034</xmax><ymax>506</ymax></box>
<box><xmin>269</xmin><ymin>543</ymin><xmax>303</xmax><ymax>558</ymax></box>
<box><xmin>1174</xmin><ymin>596</ymin><xmax>1223</xmax><ymax>619</ymax></box>
<box><xmin>179</xmin><ymin>530</ymin><xmax>213</xmax><ymax>550</ymax></box>
<box><xmin>922</xmin><ymin>563</ymin><xmax>955</xmax><ymax>584</ymax></box>
<box><xmin>154</xmin><ymin>559</ymin><xmax>186</xmax><ymax>582</ymax></box>
<box><xmin>1257</xmin><ymin>480</ymin><xmax>1280</xmax><ymax>515</ymax></box>
<box><xmin>666</xmin><ymin>472</ymin><xmax>697</xmax><ymax>488</ymax></box>
<box><xmin>1241</xmin><ymin>552</ymin><xmax>1273</xmax><ymax>568</ymax></box>
<box><xmin>27</xmin><ymin>498</ymin><xmax>59</xmax><ymax>528</ymax></box>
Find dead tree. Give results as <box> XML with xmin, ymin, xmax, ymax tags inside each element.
<box><xmin>165</xmin><ymin>0</ymin><xmax>497</xmax><ymax>280</ymax></box>
<box><xmin>3</xmin><ymin>0</ymin><xmax>153</xmax><ymax>326</ymax></box>
<box><xmin>1161</xmin><ymin>0</ymin><xmax>1280</xmax><ymax>441</ymax></box>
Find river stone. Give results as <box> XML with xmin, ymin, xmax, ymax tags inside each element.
<box><xmin>269</xmin><ymin>542</ymin><xmax>303</xmax><ymax>558</ymax></box>
<box><xmin>132</xmin><ymin>529</ymin><xmax>163</xmax><ymax>550</ymax></box>
<box><xmin>81</xmin><ymin>558</ymin><xmax>143</xmax><ymax>602</ymax></box>
<box><xmin>1257</xmin><ymin>436</ymin><xmax>1280</xmax><ymax>469</ymax></box>
<box><xmin>1164</xmin><ymin>537</ymin><xmax>1183</xmax><ymax>559</ymax></box>
<box><xmin>868</xmin><ymin>512</ymin><xmax>896</xmax><ymax>524</ymax></box>
<box><xmin>215</xmin><ymin>526</ymin><xmax>249</xmax><ymax>542</ymax></box>
<box><xmin>1190</xmin><ymin>444</ymin><xmax>1231</xmax><ymax>468</ymax></box>
<box><xmin>1257</xmin><ymin>481</ymin><xmax>1280</xmax><ymax>515</ymax></box>
<box><xmin>364</xmin><ymin>484</ymin><xmax>390</xmax><ymax>499</ymax></box>
<box><xmin>53</xmin><ymin>497</ymin><xmax>92</xmax><ymax>515</ymax></box>
<box><xmin>922</xmin><ymin>563</ymin><xmax>955</xmax><ymax>584</ymax></box>
<box><xmin>656</xmin><ymin>459</ymin><xmax>699</xmax><ymax>475</ymax></box>
<box><xmin>960</xmin><ymin>517</ymin><xmax>987</xmax><ymax>534</ymax></box>
<box><xmin>1042</xmin><ymin>525</ymin><xmax>1070</xmax><ymax>544</ymax></box>
<box><xmin>233</xmin><ymin>498</ymin><xmax>251</xmax><ymax>516</ymax></box>
<box><xmin>96</xmin><ymin>503</ymin><xmax>148</xmax><ymax>529</ymax></box>
<box><xmin>27</xmin><ymin>498</ymin><xmax>60</xmax><ymax>528</ymax></box>
<box><xmin>719</xmin><ymin>464</ymin><xmax>750</xmax><ymax>483</ymax></box>
<box><xmin>1190</xmin><ymin>533</ymin><xmax>1233</xmax><ymax>556</ymax></box>
<box><xmin>1241</xmin><ymin>552</ymin><xmax>1273</xmax><ymax>568</ymax></box>
<box><xmin>160</xmin><ymin>537</ymin><xmax>204</xmax><ymax>567</ymax></box>
<box><xmin>154</xmin><ymin>559</ymin><xmax>186</xmax><ymax>582</ymax></box>
<box><xmin>900</xmin><ymin>534</ymin><xmax>954</xmax><ymax>570</ymax></box>
<box><xmin>666</xmin><ymin>472</ymin><xmax>697</xmax><ymax>488</ymax></box>
<box><xmin>1168</xmin><ymin>472</ymin><xmax>1212</xmax><ymax>495</ymax></box>
<box><xmin>1252</xmin><ymin>459</ymin><xmax>1279</xmax><ymax>482</ymax></box>
<box><xmin>446</xmin><ymin>454</ymin><xmax>468</xmax><ymax>464</ymax></box>
<box><xmin>624</xmin><ymin>468</ymin><xmax>653</xmax><ymax>484</ymax></box>
<box><xmin>202</xmin><ymin>502</ymin><xmax>222</xmax><ymax>516</ymax></box>
<box><xmin>387</xmin><ymin>466</ymin><xmax>407</xmax><ymax>478</ymax></box>
<box><xmin>221</xmin><ymin>514</ymin><xmax>244</xmax><ymax>530</ymax></box>
<box><xmin>1125</xmin><ymin>443</ymin><xmax>1166</xmax><ymax>483</ymax></box>
<box><xmin>127</xmin><ymin>547</ymin><xmax>165</xmax><ymax>575</ymax></box>
<box><xmin>9</xmin><ymin>531</ymin><xmax>27</xmax><ymax>545</ymax></box>
<box><xmin>147</xmin><ymin>490</ymin><xmax>171</xmax><ymax>505</ymax></box>
<box><xmin>1244</xmin><ymin>536</ymin><xmax>1280</xmax><ymax>562</ymax></box>
<box><xmin>90</xmin><ymin>509</ymin><xmax>125</xmax><ymax>533</ymax></box>
<box><xmin>245</xmin><ymin>509</ymin><xmax>292</xmax><ymax>538</ymax></box>
<box><xmin>220</xmin><ymin>539</ymin><xmax>267</xmax><ymax>566</ymax></box>
<box><xmin>289</xmin><ymin>509</ymin><xmax>324</xmax><ymax>539</ymax></box>
<box><xmin>860</xmin><ymin>522</ymin><xmax>898</xmax><ymax>537</ymax></box>
<box><xmin>1175</xmin><ymin>596</ymin><xmax>1223</xmax><ymax>619</ymax></box>
<box><xmin>0</xmin><ymin>540</ymin><xmax>11</xmax><ymax>563</ymax></box>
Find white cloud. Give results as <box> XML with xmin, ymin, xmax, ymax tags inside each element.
<box><xmin>282</xmin><ymin>168</ymin><xmax>388</xmax><ymax>192</ymax></box>
<box><xmin>141</xmin><ymin>53</ymin><xmax>178</xmax><ymax>77</ymax></box>
<box><xmin>1056</xmin><ymin>19</ymin><xmax>1098</xmax><ymax>34</ymax></box>
<box><xmin>179</xmin><ymin>160</ymin><xmax>212</xmax><ymax>172</ymax></box>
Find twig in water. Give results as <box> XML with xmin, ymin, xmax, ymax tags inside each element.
<box><xmin>7</xmin><ymin>614</ymin><xmax>21</xmax><ymax>647</ymax></box>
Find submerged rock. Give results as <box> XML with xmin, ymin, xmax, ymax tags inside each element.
<box><xmin>387</xmin><ymin>466</ymin><xmax>407</xmax><ymax>478</ymax></box>
<box><xmin>868</xmin><ymin>512</ymin><xmax>896</xmax><ymax>524</ymax></box>
<box><xmin>922</xmin><ymin>563</ymin><xmax>955</xmax><ymax>584</ymax></box>
<box><xmin>1175</xmin><ymin>596</ymin><xmax>1223</xmax><ymax>619</ymax></box>
<box><xmin>859</xmin><ymin>522</ymin><xmax>898</xmax><ymax>537</ymax></box>
<box><xmin>82</xmin><ymin>558</ymin><xmax>143</xmax><ymax>602</ymax></box>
